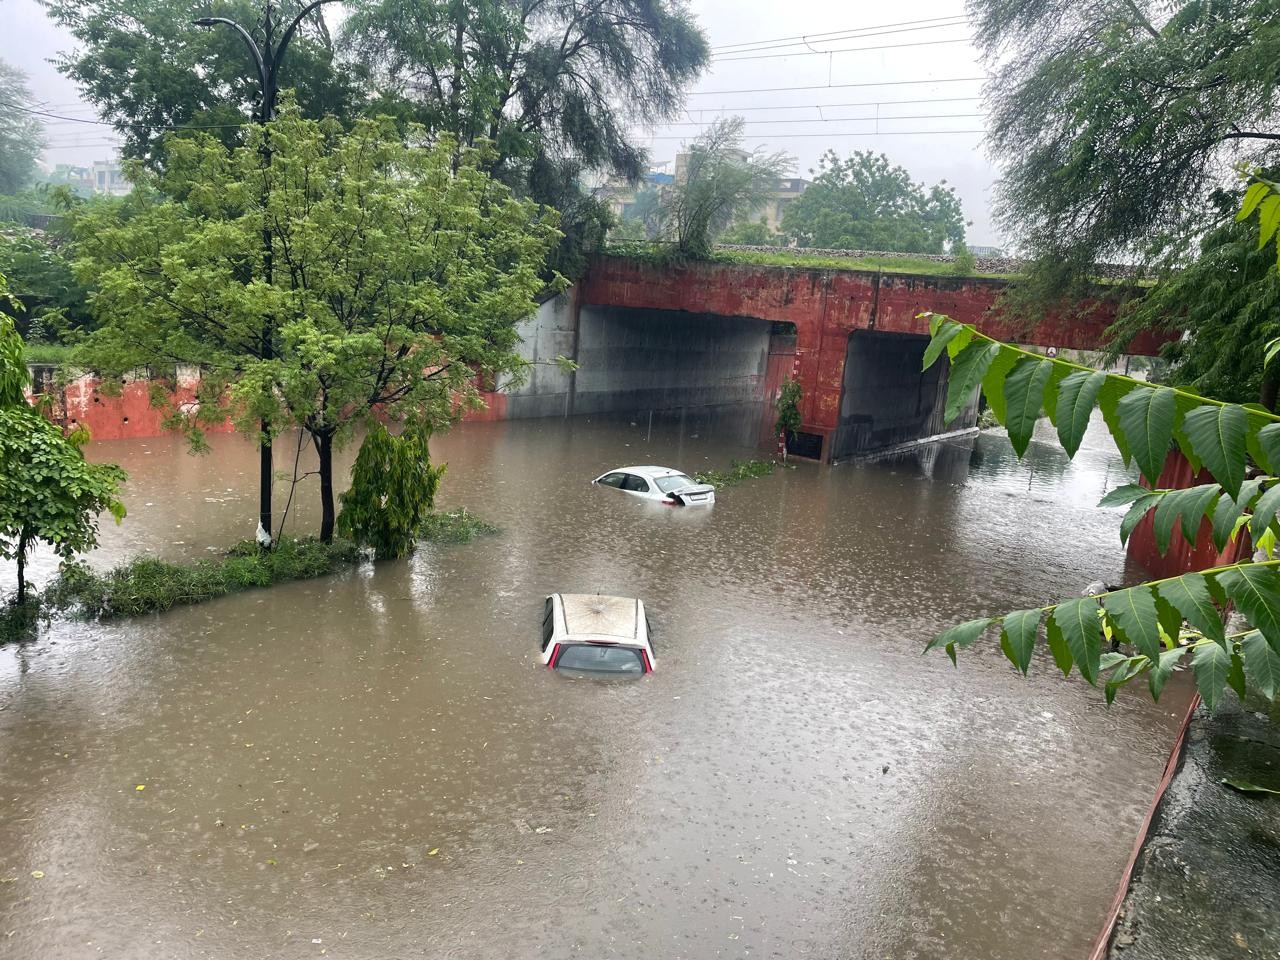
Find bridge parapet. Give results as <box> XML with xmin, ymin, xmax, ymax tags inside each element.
<box><xmin>580</xmin><ymin>254</ymin><xmax>1173</xmax><ymax>460</ymax></box>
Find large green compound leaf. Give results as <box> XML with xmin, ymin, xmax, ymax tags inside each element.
<box><xmin>921</xmin><ymin>322</ymin><xmax>966</xmax><ymax>371</ymax></box>
<box><xmin>944</xmin><ymin>341</ymin><xmax>1001</xmax><ymax>425</ymax></box>
<box><xmin>1054</xmin><ymin>370</ymin><xmax>1107</xmax><ymax>458</ymax></box>
<box><xmin>1098</xmin><ymin>378</ymin><xmax>1138</xmax><ymax>466</ymax></box>
<box><xmin>925</xmin><ymin>617</ymin><xmax>995</xmax><ymax>665</ymax></box>
<box><xmin>980</xmin><ymin>346</ymin><xmax>1021</xmax><ymax>425</ymax></box>
<box><xmin>1241</xmin><ymin>631</ymin><xmax>1280</xmax><ymax>700</ymax></box>
<box><xmin>1045</xmin><ymin>616</ymin><xmax>1074</xmax><ymax>677</ymax></box>
<box><xmin>1050</xmin><ymin>598</ymin><xmax>1103</xmax><ymax>684</ymax></box>
<box><xmin>1102</xmin><ymin>586</ymin><xmax>1162</xmax><ymax>660</ymax></box>
<box><xmin>1249</xmin><ymin>484</ymin><xmax>1280</xmax><ymax>541</ymax></box>
<box><xmin>1182</xmin><ymin>404</ymin><xmax>1247</xmax><ymax>499</ymax></box>
<box><xmin>1003</xmin><ymin>357</ymin><xmax>1053</xmax><ymax>456</ymax></box>
<box><xmin>1155</xmin><ymin>574</ymin><xmax>1225</xmax><ymax>644</ymax></box>
<box><xmin>1148</xmin><ymin>646</ymin><xmax>1189</xmax><ymax>700</ymax></box>
<box><xmin>1117</xmin><ymin>386</ymin><xmax>1178</xmax><ymax>486</ymax></box>
<box><xmin>1216</xmin><ymin>565</ymin><xmax>1280</xmax><ymax>655</ymax></box>
<box><xmin>999</xmin><ymin>608</ymin><xmax>1041</xmax><ymax>675</ymax></box>
<box><xmin>1151</xmin><ymin>484</ymin><xmax>1220</xmax><ymax>555</ymax></box>
<box><xmin>1191</xmin><ymin>641</ymin><xmax>1231</xmax><ymax>710</ymax></box>
<box><xmin>1255</xmin><ymin>422</ymin><xmax>1280</xmax><ymax>474</ymax></box>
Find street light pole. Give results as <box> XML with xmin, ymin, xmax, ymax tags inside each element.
<box><xmin>195</xmin><ymin>0</ymin><xmax>338</xmax><ymax>545</ymax></box>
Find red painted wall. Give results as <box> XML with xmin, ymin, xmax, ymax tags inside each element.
<box><xmin>579</xmin><ymin>255</ymin><xmax>1172</xmax><ymax>458</ymax></box>
<box><xmin>29</xmin><ymin>372</ymin><xmax>236</xmax><ymax>442</ymax></box>
<box><xmin>1127</xmin><ymin>451</ymin><xmax>1252</xmax><ymax>579</ymax></box>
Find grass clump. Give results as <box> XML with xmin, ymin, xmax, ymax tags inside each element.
<box><xmin>21</xmin><ymin>342</ymin><xmax>77</xmax><ymax>366</ymax></box>
<box><xmin>44</xmin><ymin>536</ymin><xmax>361</xmax><ymax>619</ymax></box>
<box><xmin>696</xmin><ymin>458</ymin><xmax>777</xmax><ymax>487</ymax></box>
<box><xmin>419</xmin><ymin>508</ymin><xmax>499</xmax><ymax>544</ymax></box>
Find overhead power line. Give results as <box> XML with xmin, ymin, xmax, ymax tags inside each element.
<box><xmin>683</xmin><ymin>95</ymin><xmax>981</xmax><ymax>115</ymax></box>
<box><xmin>661</xmin><ymin>112</ymin><xmax>985</xmax><ymax>127</ymax></box>
<box><xmin>710</xmin><ymin>19</ymin><xmax>969</xmax><ymax>58</ymax></box>
<box><xmin>686</xmin><ymin>76</ymin><xmax>988</xmax><ymax>97</ymax></box>
<box><xmin>646</xmin><ymin>128</ymin><xmax>985</xmax><ymax>141</ymax></box>
<box><xmin>710</xmin><ymin>14</ymin><xmax>968</xmax><ymax>52</ymax></box>
<box><xmin>716</xmin><ymin>37</ymin><xmax>972</xmax><ymax>63</ymax></box>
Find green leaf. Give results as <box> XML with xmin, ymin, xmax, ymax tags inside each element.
<box><xmin>1156</xmin><ymin>574</ymin><xmax>1225</xmax><ymax>644</ymax></box>
<box><xmin>1098</xmin><ymin>483</ymin><xmax>1153</xmax><ymax>508</ymax></box>
<box><xmin>922</xmin><ymin>322</ymin><xmax>965</xmax><ymax>371</ymax></box>
<box><xmin>1241</xmin><ymin>630</ymin><xmax>1280</xmax><ymax>699</ymax></box>
<box><xmin>1266</xmin><ymin>338</ymin><xmax>1280</xmax><ymax>369</ymax></box>
<box><xmin>1216</xmin><ymin>564</ymin><xmax>1280</xmax><ymax>653</ymax></box>
<box><xmin>1258</xmin><ymin>194</ymin><xmax>1280</xmax><ymax>249</ymax></box>
<box><xmin>1098</xmin><ymin>378</ymin><xmax>1137</xmax><ymax>467</ymax></box>
<box><xmin>1148</xmin><ymin>646</ymin><xmax>1188</xmax><ymax>700</ymax></box>
<box><xmin>1211</xmin><ymin>493</ymin><xmax>1242</xmax><ymax>553</ymax></box>
<box><xmin>1249</xmin><ymin>483</ymin><xmax>1280</xmax><ymax>541</ymax></box>
<box><xmin>1119</xmin><ymin>494</ymin><xmax>1158</xmax><ymax>545</ymax></box>
<box><xmin>1155</xmin><ymin>595</ymin><xmax>1183</xmax><ymax>645</ymax></box>
<box><xmin>1003</xmin><ymin>357</ymin><xmax>1053</xmax><ymax>457</ymax></box>
<box><xmin>925</xmin><ymin>617</ymin><xmax>995</xmax><ymax>661</ymax></box>
<box><xmin>1255</xmin><ymin>423</ymin><xmax>1280</xmax><ymax>475</ymax></box>
<box><xmin>980</xmin><ymin>346</ymin><xmax>1021</xmax><ymax>425</ymax></box>
<box><xmin>1045</xmin><ymin>616</ymin><xmax>1074</xmax><ymax>677</ymax></box>
<box><xmin>999</xmin><ymin>608</ymin><xmax>1041</xmax><ymax>676</ymax></box>
<box><xmin>1102</xmin><ymin>586</ymin><xmax>1162</xmax><ymax>660</ymax></box>
<box><xmin>944</xmin><ymin>341</ymin><xmax>1001</xmax><ymax>425</ymax></box>
<box><xmin>1238</xmin><ymin>181</ymin><xmax>1270</xmax><ymax>220</ymax></box>
<box><xmin>1053</xmin><ymin>370</ymin><xmax>1107</xmax><ymax>458</ymax></box>
<box><xmin>1227</xmin><ymin>650</ymin><xmax>1248</xmax><ymax>702</ymax></box>
<box><xmin>1117</xmin><ymin>386</ymin><xmax>1178</xmax><ymax>486</ymax></box>
<box><xmin>1050</xmin><ymin>598</ymin><xmax>1103</xmax><ymax>684</ymax></box>
<box><xmin>946</xmin><ymin>326</ymin><xmax>975</xmax><ymax>360</ymax></box>
<box><xmin>1221</xmin><ymin>778</ymin><xmax>1280</xmax><ymax>795</ymax></box>
<box><xmin>1181</xmin><ymin>404</ymin><xmax>1246</xmax><ymax>499</ymax></box>
<box><xmin>1191</xmin><ymin>641</ymin><xmax>1230</xmax><ymax>710</ymax></box>
<box><xmin>1153</xmin><ymin>486</ymin><xmax>1218</xmax><ymax>555</ymax></box>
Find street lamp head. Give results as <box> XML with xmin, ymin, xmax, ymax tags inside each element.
<box><xmin>194</xmin><ymin>17</ymin><xmax>217</xmax><ymax>27</ymax></box>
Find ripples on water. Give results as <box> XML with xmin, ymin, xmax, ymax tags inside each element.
<box><xmin>0</xmin><ymin>409</ymin><xmax>1190</xmax><ymax>959</ymax></box>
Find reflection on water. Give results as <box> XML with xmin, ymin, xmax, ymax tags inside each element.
<box><xmin>0</xmin><ymin>409</ymin><xmax>1189</xmax><ymax>959</ymax></box>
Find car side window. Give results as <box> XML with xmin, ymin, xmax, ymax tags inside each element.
<box><xmin>541</xmin><ymin>598</ymin><xmax>555</xmax><ymax>650</ymax></box>
<box><xmin>622</xmin><ymin>474</ymin><xmax>650</xmax><ymax>493</ymax></box>
<box><xmin>597</xmin><ymin>473</ymin><xmax>626</xmax><ymax>488</ymax></box>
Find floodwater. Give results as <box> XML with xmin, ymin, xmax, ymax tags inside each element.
<box><xmin>0</xmin><ymin>408</ymin><xmax>1191</xmax><ymax>960</ymax></box>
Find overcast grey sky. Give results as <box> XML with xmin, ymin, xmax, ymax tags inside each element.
<box><xmin>1</xmin><ymin>0</ymin><xmax>1002</xmax><ymax>244</ymax></box>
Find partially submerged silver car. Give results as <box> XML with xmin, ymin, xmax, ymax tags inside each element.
<box><xmin>592</xmin><ymin>465</ymin><xmax>715</xmax><ymax>506</ymax></box>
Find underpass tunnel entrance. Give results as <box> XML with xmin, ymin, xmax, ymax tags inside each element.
<box><xmin>573</xmin><ymin>305</ymin><xmax>776</xmax><ymax>421</ymax></box>
<box><xmin>830</xmin><ymin>330</ymin><xmax>979</xmax><ymax>461</ymax></box>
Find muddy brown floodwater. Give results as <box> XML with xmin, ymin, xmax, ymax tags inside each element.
<box><xmin>0</xmin><ymin>408</ymin><xmax>1191</xmax><ymax>960</ymax></box>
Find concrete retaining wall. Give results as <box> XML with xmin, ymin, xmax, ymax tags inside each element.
<box><xmin>571</xmin><ymin>305</ymin><xmax>772</xmax><ymax>415</ymax></box>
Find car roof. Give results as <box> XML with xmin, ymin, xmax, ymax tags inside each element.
<box><xmin>610</xmin><ymin>465</ymin><xmax>691</xmax><ymax>479</ymax></box>
<box><xmin>557</xmin><ymin>593</ymin><xmax>642</xmax><ymax>640</ymax></box>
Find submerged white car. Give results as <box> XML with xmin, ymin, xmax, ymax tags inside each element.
<box><xmin>540</xmin><ymin>593</ymin><xmax>656</xmax><ymax>676</ymax></box>
<box><xmin>592</xmin><ymin>465</ymin><xmax>715</xmax><ymax>506</ymax></box>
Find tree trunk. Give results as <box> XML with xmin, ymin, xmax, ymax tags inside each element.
<box><xmin>15</xmin><ymin>529</ymin><xmax>28</xmax><ymax>606</ymax></box>
<box><xmin>316</xmin><ymin>429</ymin><xmax>335</xmax><ymax>544</ymax></box>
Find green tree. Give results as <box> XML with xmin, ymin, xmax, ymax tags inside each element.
<box><xmin>0</xmin><ymin>278</ymin><xmax>125</xmax><ymax>606</ymax></box>
<box><xmin>1105</xmin><ymin>191</ymin><xmax>1280</xmax><ymax>409</ymax></box>
<box><xmin>40</xmin><ymin>0</ymin><xmax>360</xmax><ymax>163</ymax></box>
<box><xmin>0</xmin><ymin>60</ymin><xmax>46</xmax><ymax>195</ymax></box>
<box><xmin>337</xmin><ymin>422</ymin><xmax>445</xmax><ymax>559</ymax></box>
<box><xmin>719</xmin><ymin>219</ymin><xmax>782</xmax><ymax>246</ymax></box>
<box><xmin>0</xmin><ymin>225</ymin><xmax>94</xmax><ymax>342</ymax></box>
<box><xmin>664</xmin><ymin>118</ymin><xmax>792</xmax><ymax>260</ymax></box>
<box><xmin>341</xmin><ymin>0</ymin><xmax>710</xmax><ymax>277</ymax></box>
<box><xmin>781</xmin><ymin>150</ymin><xmax>966</xmax><ymax>253</ymax></box>
<box><xmin>973</xmin><ymin>0</ymin><xmax>1280</xmax><ymax>300</ymax></box>
<box><xmin>72</xmin><ymin>108</ymin><xmax>560</xmax><ymax>543</ymax></box>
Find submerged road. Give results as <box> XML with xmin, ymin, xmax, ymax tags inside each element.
<box><xmin>0</xmin><ymin>407</ymin><xmax>1191</xmax><ymax>959</ymax></box>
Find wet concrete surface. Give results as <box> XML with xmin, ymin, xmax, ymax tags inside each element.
<box><xmin>1107</xmin><ymin>699</ymin><xmax>1280</xmax><ymax>959</ymax></box>
<box><xmin>0</xmin><ymin>409</ymin><xmax>1193</xmax><ymax>959</ymax></box>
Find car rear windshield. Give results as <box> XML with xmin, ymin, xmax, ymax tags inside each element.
<box><xmin>554</xmin><ymin>643</ymin><xmax>645</xmax><ymax>675</ymax></box>
<box><xmin>655</xmin><ymin>474</ymin><xmax>696</xmax><ymax>493</ymax></box>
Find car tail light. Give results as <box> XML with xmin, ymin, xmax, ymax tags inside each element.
<box><xmin>662</xmin><ymin>497</ymin><xmax>678</xmax><ymax>506</ymax></box>
<box><xmin>641</xmin><ymin>649</ymin><xmax>653</xmax><ymax>673</ymax></box>
<box><xmin>548</xmin><ymin>643</ymin><xmax>562</xmax><ymax>668</ymax></box>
